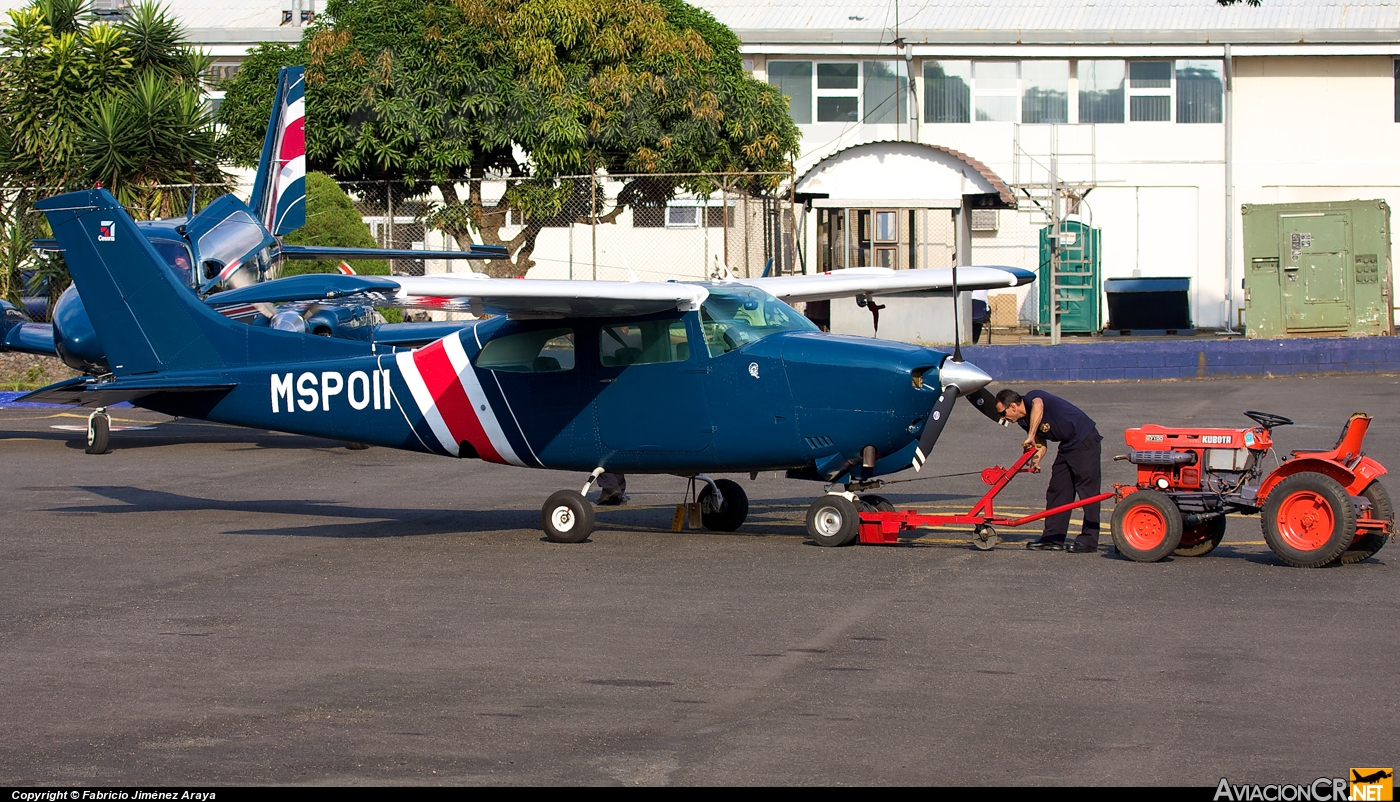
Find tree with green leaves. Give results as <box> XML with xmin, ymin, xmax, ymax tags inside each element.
<box><xmin>0</xmin><ymin>0</ymin><xmax>226</xmax><ymax>307</ymax></box>
<box><xmin>281</xmin><ymin>172</ymin><xmax>388</xmax><ymax>277</ymax></box>
<box><xmin>219</xmin><ymin>0</ymin><xmax>799</xmax><ymax>277</ymax></box>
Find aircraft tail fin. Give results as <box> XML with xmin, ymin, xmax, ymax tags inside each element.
<box><xmin>247</xmin><ymin>66</ymin><xmax>306</xmax><ymax>238</ymax></box>
<box><xmin>35</xmin><ymin>189</ymin><xmax>245</xmax><ymax>375</ymax></box>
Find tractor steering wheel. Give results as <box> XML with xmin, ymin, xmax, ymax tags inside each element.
<box><xmin>1244</xmin><ymin>410</ymin><xmax>1294</xmax><ymax>430</ymax></box>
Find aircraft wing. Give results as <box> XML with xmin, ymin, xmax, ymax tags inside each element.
<box><xmin>730</xmin><ymin>266</ymin><xmax>1035</xmax><ymax>303</ymax></box>
<box><xmin>206</xmin><ymin>273</ymin><xmax>709</xmax><ymax>319</ymax></box>
<box><xmin>278</xmin><ymin>244</ymin><xmax>509</xmax><ymax>261</ymax></box>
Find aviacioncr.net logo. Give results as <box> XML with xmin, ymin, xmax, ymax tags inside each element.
<box><xmin>1214</xmin><ymin>778</ymin><xmax>1349</xmax><ymax>802</ymax></box>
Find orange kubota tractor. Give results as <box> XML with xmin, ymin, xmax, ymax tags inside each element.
<box><xmin>1111</xmin><ymin>411</ymin><xmax>1392</xmax><ymax>567</ymax></box>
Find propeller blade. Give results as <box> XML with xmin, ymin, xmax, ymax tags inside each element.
<box><xmin>911</xmin><ymin>386</ymin><xmax>960</xmax><ymax>472</ymax></box>
<box><xmin>965</xmin><ymin>387</ymin><xmax>1004</xmax><ymax>424</ymax></box>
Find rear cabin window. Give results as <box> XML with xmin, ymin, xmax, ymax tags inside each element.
<box><xmin>599</xmin><ymin>320</ymin><xmax>690</xmax><ymax>366</ymax></box>
<box><xmin>475</xmin><ymin>328</ymin><xmax>575</xmax><ymax>372</ymax></box>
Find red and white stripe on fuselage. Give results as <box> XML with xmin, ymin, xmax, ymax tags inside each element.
<box><xmin>395</xmin><ymin>335</ymin><xmax>524</xmax><ymax>466</ymax></box>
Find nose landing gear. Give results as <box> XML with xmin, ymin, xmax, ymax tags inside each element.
<box><xmin>85</xmin><ymin>407</ymin><xmax>110</xmax><ymax>455</ymax></box>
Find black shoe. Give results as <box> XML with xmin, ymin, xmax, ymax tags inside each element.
<box><xmin>596</xmin><ymin>492</ymin><xmax>628</xmax><ymax>507</ymax></box>
<box><xmin>1026</xmin><ymin>540</ymin><xmax>1065</xmax><ymax>551</ymax></box>
<box><xmin>1065</xmin><ymin>541</ymin><xmax>1097</xmax><ymax>554</ymax></box>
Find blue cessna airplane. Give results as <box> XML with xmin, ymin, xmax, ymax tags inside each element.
<box><xmin>1</xmin><ymin>66</ymin><xmax>508</xmax><ymax>373</ymax></box>
<box><xmin>11</xmin><ymin>68</ymin><xmax>1037</xmax><ymax>546</ymax></box>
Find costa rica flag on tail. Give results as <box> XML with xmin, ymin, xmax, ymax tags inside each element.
<box><xmin>248</xmin><ymin>66</ymin><xmax>306</xmax><ymax>238</ymax></box>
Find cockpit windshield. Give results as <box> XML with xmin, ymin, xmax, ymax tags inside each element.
<box><xmin>700</xmin><ymin>285</ymin><xmax>816</xmax><ymax>357</ymax></box>
<box><xmin>196</xmin><ymin>210</ymin><xmax>268</xmax><ymax>273</ymax></box>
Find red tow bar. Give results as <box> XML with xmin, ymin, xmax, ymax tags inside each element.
<box><xmin>856</xmin><ymin>447</ymin><xmax>1113</xmax><ymax>545</ymax></box>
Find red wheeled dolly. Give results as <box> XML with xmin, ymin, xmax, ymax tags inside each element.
<box><xmin>855</xmin><ymin>447</ymin><xmax>1113</xmax><ymax>548</ymax></box>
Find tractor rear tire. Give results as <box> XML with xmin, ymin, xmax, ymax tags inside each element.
<box><xmin>698</xmin><ymin>479</ymin><xmax>749</xmax><ymax>532</ymax></box>
<box><xmin>1110</xmin><ymin>489</ymin><xmax>1183</xmax><ymax>562</ymax></box>
<box><xmin>806</xmin><ymin>495</ymin><xmax>860</xmax><ymax>547</ymax></box>
<box><xmin>542</xmin><ymin>490</ymin><xmax>594</xmax><ymax>544</ymax></box>
<box><xmin>1175</xmin><ymin>515</ymin><xmax>1228</xmax><ymax>558</ymax></box>
<box><xmin>1261</xmin><ymin>473</ymin><xmax>1356</xmax><ymax>568</ymax></box>
<box><xmin>1339</xmin><ymin>481</ymin><xmax>1392</xmax><ymax>564</ymax></box>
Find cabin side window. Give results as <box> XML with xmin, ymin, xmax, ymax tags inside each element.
<box><xmin>475</xmin><ymin>328</ymin><xmax>575</xmax><ymax>372</ymax></box>
<box><xmin>599</xmin><ymin>320</ymin><xmax>690</xmax><ymax>366</ymax></box>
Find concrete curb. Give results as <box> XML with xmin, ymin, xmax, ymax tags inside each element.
<box><xmin>962</xmin><ymin>336</ymin><xmax>1400</xmax><ymax>382</ymax></box>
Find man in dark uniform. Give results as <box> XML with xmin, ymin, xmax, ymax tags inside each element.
<box><xmin>995</xmin><ymin>388</ymin><xmax>1103</xmax><ymax>553</ymax></box>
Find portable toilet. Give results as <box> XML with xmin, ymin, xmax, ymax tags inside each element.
<box><xmin>1241</xmin><ymin>200</ymin><xmax>1393</xmax><ymax>338</ymax></box>
<box><xmin>1036</xmin><ymin>218</ymin><xmax>1101</xmax><ymax>335</ymax></box>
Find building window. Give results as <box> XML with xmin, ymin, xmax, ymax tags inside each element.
<box><xmin>973</xmin><ymin>62</ymin><xmax>1018</xmax><ymax>122</ymax></box>
<box><xmin>923</xmin><ymin>60</ymin><xmax>971</xmax><ymax>123</ymax></box>
<box><xmin>666</xmin><ymin>206</ymin><xmax>698</xmax><ymax>228</ymax></box>
<box><xmin>633</xmin><ymin>205</ymin><xmax>664</xmax><ymax>228</ymax></box>
<box><xmin>767</xmin><ymin>60</ymin><xmax>812</xmax><ymax>124</ymax></box>
<box><xmin>1128</xmin><ymin>61</ymin><xmax>1173</xmax><ymax>121</ymax></box>
<box><xmin>1176</xmin><ymin>60</ymin><xmax>1223</xmax><ymax>123</ymax></box>
<box><xmin>862</xmin><ymin>61</ymin><xmax>907</xmax><ymax>124</ymax></box>
<box><xmin>816</xmin><ymin>63</ymin><xmax>859</xmax><ymax>122</ymax></box>
<box><xmin>1078</xmin><ymin>60</ymin><xmax>1125</xmax><ymax>124</ymax></box>
<box><xmin>1021</xmin><ymin>61</ymin><xmax>1069</xmax><ymax>124</ymax></box>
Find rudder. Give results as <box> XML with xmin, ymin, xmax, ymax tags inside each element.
<box><xmin>35</xmin><ymin>190</ymin><xmax>238</xmax><ymax>375</ymax></box>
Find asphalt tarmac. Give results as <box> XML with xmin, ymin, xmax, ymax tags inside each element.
<box><xmin>1</xmin><ymin>375</ymin><xmax>1396</xmax><ymax>786</ymax></box>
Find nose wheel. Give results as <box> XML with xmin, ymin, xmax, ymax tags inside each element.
<box><xmin>541</xmin><ymin>490</ymin><xmax>594</xmax><ymax>543</ymax></box>
<box><xmin>85</xmin><ymin>408</ymin><xmax>110</xmax><ymax>455</ymax></box>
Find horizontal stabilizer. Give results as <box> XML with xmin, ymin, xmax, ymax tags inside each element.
<box><xmin>280</xmin><ymin>244</ymin><xmax>509</xmax><ymax>261</ymax></box>
<box><xmin>205</xmin><ymin>274</ymin><xmax>399</xmax><ymax>305</ymax></box>
<box><xmin>20</xmin><ymin>377</ymin><xmax>236</xmax><ymax>408</ymax></box>
<box><xmin>2</xmin><ymin>322</ymin><xmax>57</xmax><ymax>356</ymax></box>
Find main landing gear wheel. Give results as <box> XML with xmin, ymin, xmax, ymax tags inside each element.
<box><xmin>859</xmin><ymin>494</ymin><xmax>896</xmax><ymax>513</ymax></box>
<box><xmin>85</xmin><ymin>410</ymin><xmax>110</xmax><ymax>455</ymax></box>
<box><xmin>1339</xmin><ymin>482</ymin><xmax>1393</xmax><ymax>564</ymax></box>
<box><xmin>541</xmin><ymin>490</ymin><xmax>594</xmax><ymax>544</ymax></box>
<box><xmin>1261</xmin><ymin>473</ymin><xmax>1356</xmax><ymax>568</ymax></box>
<box><xmin>697</xmin><ymin>479</ymin><xmax>749</xmax><ymax>532</ymax></box>
<box><xmin>972</xmin><ymin>524</ymin><xmax>998</xmax><ymax>551</ymax></box>
<box><xmin>1175</xmin><ymin>515</ymin><xmax>1228</xmax><ymax>558</ymax></box>
<box><xmin>1110</xmin><ymin>489</ymin><xmax>1183</xmax><ymax>562</ymax></box>
<box><xmin>806</xmin><ymin>495</ymin><xmax>860</xmax><ymax>547</ymax></box>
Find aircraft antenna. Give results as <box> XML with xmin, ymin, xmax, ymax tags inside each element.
<box><xmin>186</xmin><ymin>161</ymin><xmax>197</xmax><ymax>219</ymax></box>
<box><xmin>951</xmin><ymin>263</ymin><xmax>963</xmax><ymax>363</ymax></box>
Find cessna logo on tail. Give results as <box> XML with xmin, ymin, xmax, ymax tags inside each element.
<box><xmin>271</xmin><ymin>370</ymin><xmax>393</xmax><ymax>413</ymax></box>
<box><xmin>97</xmin><ymin>221</ymin><xmax>115</xmax><ymax>242</ymax></box>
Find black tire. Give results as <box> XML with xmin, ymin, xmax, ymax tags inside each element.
<box><xmin>698</xmin><ymin>479</ymin><xmax>749</xmax><ymax>532</ymax></box>
<box><xmin>859</xmin><ymin>494</ymin><xmax>896</xmax><ymax>512</ymax></box>
<box><xmin>1261</xmin><ymin>473</ymin><xmax>1356</xmax><ymax>568</ymax></box>
<box><xmin>85</xmin><ymin>413</ymin><xmax>110</xmax><ymax>455</ymax></box>
<box><xmin>345</xmin><ymin>441</ymin><xmax>370</xmax><ymax>450</ymax></box>
<box><xmin>1109</xmin><ymin>489</ymin><xmax>1183</xmax><ymax>562</ymax></box>
<box><xmin>1339</xmin><ymin>481</ymin><xmax>1392</xmax><ymax>564</ymax></box>
<box><xmin>1174</xmin><ymin>515</ymin><xmax>1228</xmax><ymax>557</ymax></box>
<box><xmin>806</xmin><ymin>495</ymin><xmax>860</xmax><ymax>547</ymax></box>
<box><xmin>541</xmin><ymin>490</ymin><xmax>594</xmax><ymax>544</ymax></box>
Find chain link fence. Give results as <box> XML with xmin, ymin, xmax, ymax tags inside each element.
<box><xmin>331</xmin><ymin>173</ymin><xmax>798</xmax><ymax>281</ymax></box>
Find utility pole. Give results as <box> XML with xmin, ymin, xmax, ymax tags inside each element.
<box><xmin>1050</xmin><ymin>137</ymin><xmax>1061</xmax><ymax>346</ymax></box>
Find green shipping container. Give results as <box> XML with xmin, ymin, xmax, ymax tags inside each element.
<box><xmin>1036</xmin><ymin>219</ymin><xmax>1101</xmax><ymax>335</ymax></box>
<box><xmin>1241</xmin><ymin>200</ymin><xmax>1393</xmax><ymax>338</ymax></box>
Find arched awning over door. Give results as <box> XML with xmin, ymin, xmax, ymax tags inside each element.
<box><xmin>795</xmin><ymin>141</ymin><xmax>1016</xmax><ymax>211</ymax></box>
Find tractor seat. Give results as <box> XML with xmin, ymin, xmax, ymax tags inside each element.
<box><xmin>1291</xmin><ymin>412</ymin><xmax>1370</xmax><ymax>462</ymax></box>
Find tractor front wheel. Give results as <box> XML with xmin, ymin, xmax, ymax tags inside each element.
<box><xmin>1110</xmin><ymin>489</ymin><xmax>1183</xmax><ymax>562</ymax></box>
<box><xmin>1261</xmin><ymin>473</ymin><xmax>1356</xmax><ymax>568</ymax></box>
<box><xmin>1175</xmin><ymin>515</ymin><xmax>1228</xmax><ymax>558</ymax></box>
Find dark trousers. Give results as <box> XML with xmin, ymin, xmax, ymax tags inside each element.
<box><xmin>1040</xmin><ymin>435</ymin><xmax>1103</xmax><ymax>546</ymax></box>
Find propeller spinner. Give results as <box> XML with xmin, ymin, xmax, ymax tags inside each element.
<box><xmin>911</xmin><ymin>358</ymin><xmax>995</xmax><ymax>471</ymax></box>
